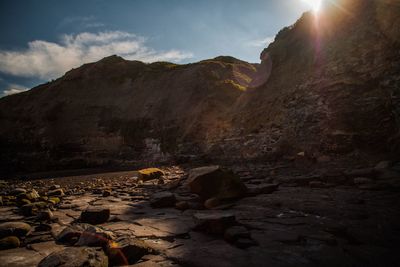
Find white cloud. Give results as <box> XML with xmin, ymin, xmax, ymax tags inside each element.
<box><xmin>3</xmin><ymin>84</ymin><xmax>28</xmax><ymax>96</ymax></box>
<box><xmin>0</xmin><ymin>31</ymin><xmax>193</xmax><ymax>80</ymax></box>
<box><xmin>247</xmin><ymin>36</ymin><xmax>275</xmax><ymax>47</ymax></box>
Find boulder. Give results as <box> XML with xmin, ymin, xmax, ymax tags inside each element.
<box><xmin>48</xmin><ymin>197</ymin><xmax>61</xmax><ymax>205</ymax></box>
<box><xmin>150</xmin><ymin>192</ymin><xmax>176</xmax><ymax>208</ymax></box>
<box><xmin>20</xmin><ymin>202</ymin><xmax>50</xmax><ymax>216</ymax></box>
<box><xmin>187</xmin><ymin>166</ymin><xmax>247</xmax><ymax>200</ymax></box>
<box><xmin>56</xmin><ymin>225</ymin><xmax>85</xmax><ymax>245</ymax></box>
<box><xmin>75</xmin><ymin>224</ymin><xmax>115</xmax><ymax>247</ymax></box>
<box><xmin>138</xmin><ymin>168</ymin><xmax>164</xmax><ymax>181</ymax></box>
<box><xmin>0</xmin><ymin>222</ymin><xmax>31</xmax><ymax>238</ymax></box>
<box><xmin>57</xmin><ymin>224</ymin><xmax>115</xmax><ymax>247</ymax></box>
<box><xmin>38</xmin><ymin>247</ymin><xmax>108</xmax><ymax>267</ymax></box>
<box><xmin>193</xmin><ymin>212</ymin><xmax>236</xmax><ymax>234</ymax></box>
<box><xmin>0</xmin><ymin>236</ymin><xmax>20</xmax><ymax>250</ymax></box>
<box><xmin>80</xmin><ymin>207</ymin><xmax>110</xmax><ymax>224</ymax></box>
<box><xmin>47</xmin><ymin>189</ymin><xmax>65</xmax><ymax>197</ymax></box>
<box><xmin>106</xmin><ymin>238</ymin><xmax>154</xmax><ymax>266</ymax></box>
<box><xmin>204</xmin><ymin>197</ymin><xmax>220</xmax><ymax>209</ymax></box>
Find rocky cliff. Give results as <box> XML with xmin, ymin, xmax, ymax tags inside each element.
<box><xmin>1</xmin><ymin>0</ymin><xmax>399</xmax><ymax>174</ymax></box>
<box><xmin>0</xmin><ymin>56</ymin><xmax>260</xmax><ymax>173</ymax></box>
<box><xmin>208</xmin><ymin>0</ymin><xmax>400</xmax><ymax>162</ymax></box>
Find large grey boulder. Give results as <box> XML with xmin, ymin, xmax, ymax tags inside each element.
<box><xmin>186</xmin><ymin>166</ymin><xmax>247</xmax><ymax>200</ymax></box>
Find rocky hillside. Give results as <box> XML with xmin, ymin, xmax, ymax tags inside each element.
<box><xmin>210</xmin><ymin>0</ymin><xmax>400</xmax><ymax>161</ymax></box>
<box><xmin>1</xmin><ymin>0</ymin><xmax>399</xmax><ymax>175</ymax></box>
<box><xmin>0</xmin><ymin>56</ymin><xmax>260</xmax><ymax>174</ymax></box>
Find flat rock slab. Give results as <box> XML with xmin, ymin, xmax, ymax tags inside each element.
<box><xmin>38</xmin><ymin>247</ymin><xmax>108</xmax><ymax>267</ymax></box>
<box><xmin>0</xmin><ymin>247</ymin><xmax>43</xmax><ymax>267</ymax></box>
<box><xmin>29</xmin><ymin>241</ymin><xmax>65</xmax><ymax>257</ymax></box>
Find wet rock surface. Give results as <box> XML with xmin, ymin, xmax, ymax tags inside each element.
<box><xmin>0</xmin><ymin>163</ymin><xmax>399</xmax><ymax>266</ymax></box>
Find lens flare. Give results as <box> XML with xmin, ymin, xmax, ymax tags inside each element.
<box><xmin>301</xmin><ymin>0</ymin><xmax>322</xmax><ymax>13</ymax></box>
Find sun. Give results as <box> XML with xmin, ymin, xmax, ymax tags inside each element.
<box><xmin>301</xmin><ymin>0</ymin><xmax>322</xmax><ymax>13</ymax></box>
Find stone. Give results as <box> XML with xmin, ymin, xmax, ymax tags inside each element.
<box><xmin>193</xmin><ymin>212</ymin><xmax>236</xmax><ymax>234</ymax></box>
<box><xmin>47</xmin><ymin>189</ymin><xmax>64</xmax><ymax>197</ymax></box>
<box><xmin>48</xmin><ymin>197</ymin><xmax>61</xmax><ymax>205</ymax></box>
<box><xmin>16</xmin><ymin>198</ymin><xmax>31</xmax><ymax>207</ymax></box>
<box><xmin>26</xmin><ymin>189</ymin><xmax>40</xmax><ymax>200</ymax></box>
<box><xmin>0</xmin><ymin>236</ymin><xmax>20</xmax><ymax>250</ymax></box>
<box><xmin>0</xmin><ymin>247</ymin><xmax>44</xmax><ymax>266</ymax></box>
<box><xmin>102</xmin><ymin>190</ymin><xmax>111</xmax><ymax>197</ymax></box>
<box><xmin>37</xmin><ymin>209</ymin><xmax>54</xmax><ymax>221</ymax></box>
<box><xmin>204</xmin><ymin>197</ymin><xmax>220</xmax><ymax>209</ymax></box>
<box><xmin>49</xmin><ymin>185</ymin><xmax>60</xmax><ymax>190</ymax></box>
<box><xmin>175</xmin><ymin>201</ymin><xmax>190</xmax><ymax>210</ymax></box>
<box><xmin>25</xmin><ymin>232</ymin><xmax>54</xmax><ymax>244</ymax></box>
<box><xmin>80</xmin><ymin>207</ymin><xmax>110</xmax><ymax>224</ymax></box>
<box><xmin>138</xmin><ymin>168</ymin><xmax>164</xmax><ymax>181</ymax></box>
<box><xmin>20</xmin><ymin>202</ymin><xmax>49</xmax><ymax>216</ymax></box>
<box><xmin>35</xmin><ymin>224</ymin><xmax>52</xmax><ymax>232</ymax></box>
<box><xmin>150</xmin><ymin>192</ymin><xmax>176</xmax><ymax>208</ymax></box>
<box><xmin>10</xmin><ymin>188</ymin><xmax>26</xmax><ymax>196</ymax></box>
<box><xmin>57</xmin><ymin>223</ymin><xmax>115</xmax><ymax>247</ymax></box>
<box><xmin>56</xmin><ymin>225</ymin><xmax>84</xmax><ymax>245</ymax></box>
<box><xmin>0</xmin><ymin>222</ymin><xmax>31</xmax><ymax>238</ymax></box>
<box><xmin>187</xmin><ymin>166</ymin><xmax>247</xmax><ymax>200</ymax></box>
<box><xmin>75</xmin><ymin>224</ymin><xmax>115</xmax><ymax>247</ymax></box>
<box><xmin>224</xmin><ymin>226</ymin><xmax>251</xmax><ymax>243</ymax></box>
<box><xmin>106</xmin><ymin>238</ymin><xmax>154</xmax><ymax>266</ymax></box>
<box><xmin>38</xmin><ymin>247</ymin><xmax>108</xmax><ymax>267</ymax></box>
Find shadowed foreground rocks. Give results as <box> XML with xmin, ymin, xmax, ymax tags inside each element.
<box><xmin>0</xmin><ymin>162</ymin><xmax>399</xmax><ymax>267</ymax></box>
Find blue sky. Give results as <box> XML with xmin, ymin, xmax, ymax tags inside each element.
<box><xmin>0</xmin><ymin>0</ymin><xmax>312</xmax><ymax>96</ymax></box>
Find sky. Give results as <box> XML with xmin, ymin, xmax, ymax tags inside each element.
<box><xmin>0</xmin><ymin>0</ymin><xmax>313</xmax><ymax>97</ymax></box>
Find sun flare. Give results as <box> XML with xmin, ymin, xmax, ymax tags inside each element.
<box><xmin>301</xmin><ymin>0</ymin><xmax>322</xmax><ymax>13</ymax></box>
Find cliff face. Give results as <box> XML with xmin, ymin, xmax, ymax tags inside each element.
<box><xmin>0</xmin><ymin>56</ymin><xmax>259</xmax><ymax>173</ymax></box>
<box><xmin>1</xmin><ymin>0</ymin><xmax>399</xmax><ymax>174</ymax></box>
<box><xmin>212</xmin><ymin>0</ymin><xmax>400</xmax><ymax>161</ymax></box>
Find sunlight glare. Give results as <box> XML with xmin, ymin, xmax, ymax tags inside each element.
<box><xmin>301</xmin><ymin>0</ymin><xmax>322</xmax><ymax>13</ymax></box>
